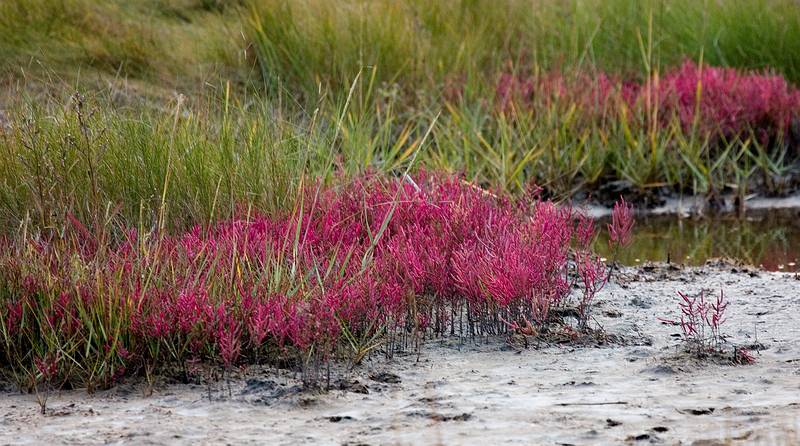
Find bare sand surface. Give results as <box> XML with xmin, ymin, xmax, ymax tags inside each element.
<box><xmin>2</xmin><ymin>264</ymin><xmax>799</xmax><ymax>445</ymax></box>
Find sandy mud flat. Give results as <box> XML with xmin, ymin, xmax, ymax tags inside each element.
<box><xmin>2</xmin><ymin>264</ymin><xmax>799</xmax><ymax>445</ymax></box>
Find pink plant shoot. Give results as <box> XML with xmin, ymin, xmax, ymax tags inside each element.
<box><xmin>608</xmin><ymin>197</ymin><xmax>634</xmax><ymax>249</ymax></box>
<box><xmin>34</xmin><ymin>353</ymin><xmax>59</xmax><ymax>382</ymax></box>
<box><xmin>575</xmin><ymin>252</ymin><xmax>608</xmax><ymax>328</ymax></box>
<box><xmin>215</xmin><ymin>307</ymin><xmax>241</xmax><ymax>369</ymax></box>
<box><xmin>3</xmin><ymin>301</ymin><xmax>22</xmax><ymax>336</ymax></box>
<box><xmin>575</xmin><ymin>213</ymin><xmax>596</xmax><ymax>250</ymax></box>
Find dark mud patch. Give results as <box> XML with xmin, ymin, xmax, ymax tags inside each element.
<box><xmin>678</xmin><ymin>407</ymin><xmax>716</xmax><ymax>416</ymax></box>
<box><xmin>406</xmin><ymin>410</ymin><xmax>473</xmax><ymax>422</ymax></box>
<box><xmin>658</xmin><ymin>340</ymin><xmax>758</xmax><ymax>369</ymax></box>
<box><xmin>240</xmin><ymin>377</ymin><xmax>278</xmax><ymax>395</ymax></box>
<box><xmin>237</xmin><ymin>378</ymin><xmax>307</xmax><ymax>406</ymax></box>
<box><xmin>336</xmin><ymin>379</ymin><xmax>370</xmax><ymax>394</ymax></box>
<box><xmin>369</xmin><ymin>372</ymin><xmax>402</xmax><ymax>384</ymax></box>
<box><xmin>327</xmin><ymin>415</ymin><xmax>355</xmax><ymax>423</ymax></box>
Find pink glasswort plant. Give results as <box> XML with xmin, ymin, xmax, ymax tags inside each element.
<box><xmin>557</xmin><ymin>197</ymin><xmax>634</xmax><ymax>330</ymax></box>
<box><xmin>574</xmin><ymin>251</ymin><xmax>608</xmax><ymax>329</ymax></box>
<box><xmin>495</xmin><ymin>61</ymin><xmax>800</xmax><ymax>147</ymax></box>
<box><xmin>32</xmin><ymin>352</ymin><xmax>59</xmax><ymax>414</ymax></box>
<box><xmin>608</xmin><ymin>196</ymin><xmax>634</xmax><ymax>250</ymax></box>
<box><xmin>0</xmin><ymin>171</ymin><xmax>630</xmax><ymax>390</ymax></box>
<box><xmin>661</xmin><ymin>289</ymin><xmax>754</xmax><ymax>365</ymax></box>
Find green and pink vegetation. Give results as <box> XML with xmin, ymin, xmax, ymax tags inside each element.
<box><xmin>3</xmin><ymin>60</ymin><xmax>799</xmax><ymax>235</ymax></box>
<box><xmin>0</xmin><ymin>1</ymin><xmax>799</xmax><ymax>212</ymax></box>
<box><xmin>0</xmin><ymin>172</ymin><xmax>632</xmax><ymax>393</ymax></box>
<box><xmin>494</xmin><ymin>61</ymin><xmax>800</xmax><ymax>147</ymax></box>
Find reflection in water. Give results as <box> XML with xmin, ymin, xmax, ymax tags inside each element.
<box><xmin>594</xmin><ymin>209</ymin><xmax>800</xmax><ymax>272</ymax></box>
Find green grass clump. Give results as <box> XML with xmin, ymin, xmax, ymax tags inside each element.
<box><xmin>246</xmin><ymin>0</ymin><xmax>534</xmax><ymax>99</ymax></box>
<box><xmin>1</xmin><ymin>1</ymin><xmax>161</xmax><ymax>77</ymax></box>
<box><xmin>0</xmin><ymin>94</ymin><xmax>312</xmax><ymax>230</ymax></box>
<box><xmin>0</xmin><ymin>0</ymin><xmax>245</xmax><ymax>94</ymax></box>
<box><xmin>0</xmin><ymin>80</ymin><xmax>430</xmax><ymax>231</ymax></box>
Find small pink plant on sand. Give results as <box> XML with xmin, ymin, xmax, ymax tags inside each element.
<box><xmin>216</xmin><ymin>313</ymin><xmax>242</xmax><ymax>369</ymax></box>
<box><xmin>569</xmin><ymin>195</ymin><xmax>634</xmax><ymax>325</ymax></box>
<box><xmin>568</xmin><ymin>211</ymin><xmax>614</xmax><ymax>330</ymax></box>
<box><xmin>661</xmin><ymin>289</ymin><xmax>754</xmax><ymax>365</ymax></box>
<box><xmin>575</xmin><ymin>251</ymin><xmax>608</xmax><ymax>329</ymax></box>
<box><xmin>575</xmin><ymin>214</ymin><xmax>596</xmax><ymax>251</ymax></box>
<box><xmin>33</xmin><ymin>353</ymin><xmax>59</xmax><ymax>414</ymax></box>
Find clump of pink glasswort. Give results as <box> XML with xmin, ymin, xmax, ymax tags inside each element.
<box><xmin>0</xmin><ymin>172</ymin><xmax>630</xmax><ymax>388</ymax></box>
<box><xmin>495</xmin><ymin>61</ymin><xmax>800</xmax><ymax>146</ymax></box>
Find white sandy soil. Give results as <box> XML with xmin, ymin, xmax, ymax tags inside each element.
<box><xmin>1</xmin><ymin>264</ymin><xmax>799</xmax><ymax>445</ymax></box>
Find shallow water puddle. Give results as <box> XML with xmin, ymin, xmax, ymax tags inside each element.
<box><xmin>594</xmin><ymin>208</ymin><xmax>800</xmax><ymax>272</ymax></box>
